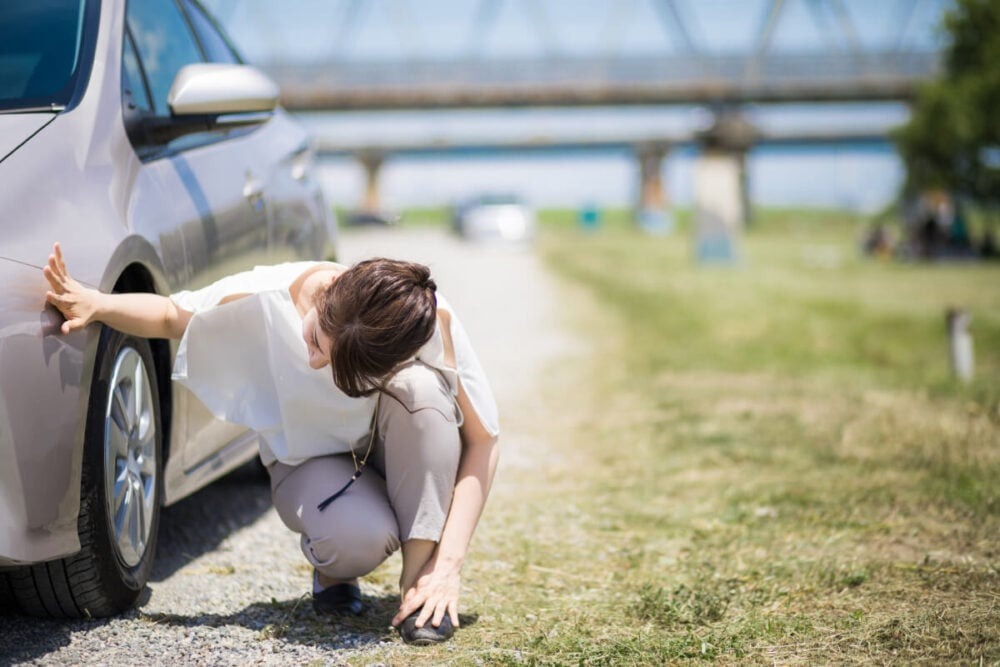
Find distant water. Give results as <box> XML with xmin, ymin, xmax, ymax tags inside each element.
<box><xmin>298</xmin><ymin>104</ymin><xmax>906</xmax><ymax>212</ymax></box>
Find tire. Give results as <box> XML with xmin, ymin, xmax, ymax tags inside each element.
<box><xmin>2</xmin><ymin>328</ymin><xmax>162</xmax><ymax>618</ymax></box>
<box><xmin>0</xmin><ymin>569</ymin><xmax>14</xmax><ymax>612</ymax></box>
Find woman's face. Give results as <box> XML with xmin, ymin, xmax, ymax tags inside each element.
<box><xmin>301</xmin><ymin>307</ymin><xmax>333</xmax><ymax>370</ymax></box>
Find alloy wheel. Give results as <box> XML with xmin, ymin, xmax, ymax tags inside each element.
<box><xmin>103</xmin><ymin>346</ymin><xmax>157</xmax><ymax>568</ymax></box>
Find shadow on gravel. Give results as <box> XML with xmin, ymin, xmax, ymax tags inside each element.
<box><xmin>151</xmin><ymin>460</ymin><xmax>272</xmax><ymax>582</ymax></box>
<box><xmin>140</xmin><ymin>592</ymin><xmax>478</xmax><ymax>650</ymax></box>
<box><xmin>0</xmin><ymin>463</ymin><xmax>271</xmax><ymax>666</ymax></box>
<box><xmin>0</xmin><ymin>615</ymin><xmax>79</xmax><ymax>665</ymax></box>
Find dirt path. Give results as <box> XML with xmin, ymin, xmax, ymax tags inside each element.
<box><xmin>0</xmin><ymin>227</ymin><xmax>578</xmax><ymax>666</ymax></box>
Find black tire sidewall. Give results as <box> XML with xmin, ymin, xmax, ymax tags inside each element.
<box><xmin>81</xmin><ymin>326</ymin><xmax>163</xmax><ymax>608</ymax></box>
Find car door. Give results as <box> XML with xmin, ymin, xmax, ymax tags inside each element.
<box><xmin>121</xmin><ymin>0</ymin><xmax>270</xmax><ymax>477</ymax></box>
<box><xmin>178</xmin><ymin>0</ymin><xmax>333</xmax><ymax>265</ymax></box>
<box><xmin>125</xmin><ymin>0</ymin><xmax>270</xmax><ymax>277</ymax></box>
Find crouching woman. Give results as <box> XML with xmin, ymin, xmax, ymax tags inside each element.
<box><xmin>42</xmin><ymin>244</ymin><xmax>500</xmax><ymax>645</ymax></box>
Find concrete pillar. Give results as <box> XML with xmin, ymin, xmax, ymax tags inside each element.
<box><xmin>738</xmin><ymin>148</ymin><xmax>751</xmax><ymax>228</ymax></box>
<box><xmin>693</xmin><ymin>112</ymin><xmax>755</xmax><ymax>262</ymax></box>
<box><xmin>357</xmin><ymin>150</ymin><xmax>385</xmax><ymax>214</ymax></box>
<box><xmin>635</xmin><ymin>142</ymin><xmax>673</xmax><ymax>233</ymax></box>
<box><xmin>693</xmin><ymin>147</ymin><xmax>746</xmax><ymax>262</ymax></box>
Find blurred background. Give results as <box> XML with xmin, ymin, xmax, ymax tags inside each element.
<box><xmin>194</xmin><ymin>0</ymin><xmax>998</xmax><ymax>392</ymax></box>
<box><xmin>179</xmin><ymin>2</ymin><xmax>1000</xmax><ymax>661</ymax></box>
<box><xmin>194</xmin><ymin>4</ymin><xmax>1000</xmax><ymax>661</ymax></box>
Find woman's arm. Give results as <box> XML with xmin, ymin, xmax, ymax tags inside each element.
<box><xmin>434</xmin><ymin>382</ymin><xmax>500</xmax><ymax>568</ymax></box>
<box><xmin>43</xmin><ymin>243</ymin><xmax>192</xmax><ymax>339</ymax></box>
<box><xmin>392</xmin><ymin>380</ymin><xmax>500</xmax><ymax>629</ymax></box>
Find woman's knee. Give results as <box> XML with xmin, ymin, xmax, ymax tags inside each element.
<box><xmin>279</xmin><ymin>456</ymin><xmax>402</xmax><ymax>578</ymax></box>
<box><xmin>380</xmin><ymin>362</ymin><xmax>462</xmax><ymax>464</ymax></box>
<box><xmin>306</xmin><ymin>520</ymin><xmax>400</xmax><ymax>579</ymax></box>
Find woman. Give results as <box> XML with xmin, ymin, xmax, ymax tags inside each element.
<box><xmin>42</xmin><ymin>243</ymin><xmax>500</xmax><ymax>645</ymax></box>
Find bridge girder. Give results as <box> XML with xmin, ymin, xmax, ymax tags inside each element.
<box><xmin>272</xmin><ymin>51</ymin><xmax>936</xmax><ymax>111</ymax></box>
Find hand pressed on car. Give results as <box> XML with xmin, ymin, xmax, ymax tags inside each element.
<box><xmin>43</xmin><ymin>243</ymin><xmax>192</xmax><ymax>340</ymax></box>
<box><xmin>43</xmin><ymin>242</ymin><xmax>104</xmax><ymax>334</ymax></box>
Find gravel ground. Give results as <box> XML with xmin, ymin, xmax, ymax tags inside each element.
<box><xmin>0</xmin><ymin>227</ymin><xmax>574</xmax><ymax>666</ymax></box>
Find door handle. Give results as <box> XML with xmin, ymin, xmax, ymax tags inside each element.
<box><xmin>243</xmin><ymin>172</ymin><xmax>265</xmax><ymax>212</ymax></box>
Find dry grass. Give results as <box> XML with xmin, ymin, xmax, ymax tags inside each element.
<box><xmin>349</xmin><ymin>209</ymin><xmax>999</xmax><ymax>665</ymax></box>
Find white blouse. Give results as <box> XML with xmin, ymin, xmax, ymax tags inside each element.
<box><xmin>170</xmin><ymin>262</ymin><xmax>499</xmax><ymax>466</ymax></box>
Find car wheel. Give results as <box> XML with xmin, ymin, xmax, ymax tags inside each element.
<box><xmin>2</xmin><ymin>328</ymin><xmax>162</xmax><ymax>618</ymax></box>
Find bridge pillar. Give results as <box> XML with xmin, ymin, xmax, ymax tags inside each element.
<box><xmin>693</xmin><ymin>114</ymin><xmax>755</xmax><ymax>262</ymax></box>
<box><xmin>635</xmin><ymin>142</ymin><xmax>673</xmax><ymax>233</ymax></box>
<box><xmin>357</xmin><ymin>150</ymin><xmax>385</xmax><ymax>214</ymax></box>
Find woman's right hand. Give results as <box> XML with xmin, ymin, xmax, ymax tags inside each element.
<box><xmin>43</xmin><ymin>243</ymin><xmax>104</xmax><ymax>335</ymax></box>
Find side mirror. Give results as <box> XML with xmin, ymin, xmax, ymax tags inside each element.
<box><xmin>168</xmin><ymin>63</ymin><xmax>279</xmax><ymax>116</ymax></box>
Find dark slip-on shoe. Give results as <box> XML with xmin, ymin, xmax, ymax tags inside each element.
<box><xmin>312</xmin><ymin>582</ymin><xmax>364</xmax><ymax>616</ymax></box>
<box><xmin>398</xmin><ymin>611</ymin><xmax>454</xmax><ymax>645</ymax></box>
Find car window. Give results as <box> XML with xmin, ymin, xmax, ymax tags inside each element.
<box><xmin>0</xmin><ymin>0</ymin><xmax>88</xmax><ymax>111</ymax></box>
<box><xmin>122</xmin><ymin>30</ymin><xmax>153</xmax><ymax>113</ymax></box>
<box><xmin>181</xmin><ymin>0</ymin><xmax>242</xmax><ymax>64</ymax></box>
<box><xmin>126</xmin><ymin>0</ymin><xmax>205</xmax><ymax>116</ymax></box>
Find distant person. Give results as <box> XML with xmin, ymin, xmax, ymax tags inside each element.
<box><xmin>42</xmin><ymin>244</ymin><xmax>500</xmax><ymax>646</ymax></box>
<box><xmin>862</xmin><ymin>223</ymin><xmax>892</xmax><ymax>258</ymax></box>
<box><xmin>945</xmin><ymin>202</ymin><xmax>976</xmax><ymax>258</ymax></box>
<box><xmin>916</xmin><ymin>210</ymin><xmax>944</xmax><ymax>259</ymax></box>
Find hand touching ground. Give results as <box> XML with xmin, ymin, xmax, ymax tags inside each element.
<box><xmin>392</xmin><ymin>556</ymin><xmax>462</xmax><ymax>630</ymax></box>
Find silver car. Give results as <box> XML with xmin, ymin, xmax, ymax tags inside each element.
<box><xmin>0</xmin><ymin>0</ymin><xmax>335</xmax><ymax>618</ymax></box>
<box><xmin>451</xmin><ymin>194</ymin><xmax>536</xmax><ymax>242</ymax></box>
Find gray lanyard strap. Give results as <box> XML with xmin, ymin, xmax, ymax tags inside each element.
<box><xmin>316</xmin><ymin>393</ymin><xmax>380</xmax><ymax>511</ymax></box>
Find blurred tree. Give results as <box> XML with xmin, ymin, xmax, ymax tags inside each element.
<box><xmin>894</xmin><ymin>0</ymin><xmax>1000</xmax><ymax>206</ymax></box>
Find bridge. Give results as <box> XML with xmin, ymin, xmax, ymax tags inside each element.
<box><xmin>217</xmin><ymin>0</ymin><xmax>947</xmax><ymax>111</ymax></box>
<box><xmin>272</xmin><ymin>51</ymin><xmax>937</xmax><ymax>111</ymax></box>
<box><xmin>208</xmin><ymin>0</ymin><xmax>949</xmax><ymax>246</ymax></box>
<box><xmin>314</xmin><ymin>127</ymin><xmax>892</xmax><ymax>161</ymax></box>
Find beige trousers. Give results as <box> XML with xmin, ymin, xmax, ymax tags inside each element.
<box><xmin>268</xmin><ymin>361</ymin><xmax>462</xmax><ymax>580</ymax></box>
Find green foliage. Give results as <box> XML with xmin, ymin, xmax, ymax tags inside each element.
<box><xmin>894</xmin><ymin>0</ymin><xmax>1000</xmax><ymax>205</ymax></box>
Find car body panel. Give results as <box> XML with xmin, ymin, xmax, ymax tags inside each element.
<box><xmin>0</xmin><ymin>115</ymin><xmax>56</xmax><ymax>162</ymax></box>
<box><xmin>0</xmin><ymin>259</ymin><xmax>87</xmax><ymax>565</ymax></box>
<box><xmin>0</xmin><ymin>0</ymin><xmax>125</xmax><ymax>568</ymax></box>
<box><xmin>0</xmin><ymin>0</ymin><xmax>336</xmax><ymax>566</ymax></box>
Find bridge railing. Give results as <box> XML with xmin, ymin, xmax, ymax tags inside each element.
<box><xmin>270</xmin><ymin>51</ymin><xmax>940</xmax><ymax>108</ymax></box>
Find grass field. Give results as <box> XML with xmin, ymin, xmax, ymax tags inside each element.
<box><xmin>353</xmin><ymin>208</ymin><xmax>998</xmax><ymax>665</ymax></box>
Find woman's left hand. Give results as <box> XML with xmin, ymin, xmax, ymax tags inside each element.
<box><xmin>392</xmin><ymin>556</ymin><xmax>461</xmax><ymax>630</ymax></box>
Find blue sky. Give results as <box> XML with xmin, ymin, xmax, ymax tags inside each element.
<box><xmin>205</xmin><ymin>0</ymin><xmax>950</xmax><ymax>63</ymax></box>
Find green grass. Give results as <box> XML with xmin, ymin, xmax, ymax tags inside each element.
<box><xmin>334</xmin><ymin>205</ymin><xmax>451</xmax><ymax>228</ymax></box>
<box><xmin>545</xmin><ymin>207</ymin><xmax>1000</xmax><ymax>395</ymax></box>
<box><xmin>533</xmin><ymin>208</ymin><xmax>999</xmax><ymax>663</ymax></box>
<box><xmin>347</xmin><ymin>208</ymin><xmax>998</xmax><ymax>665</ymax></box>
<box><xmin>396</xmin><ymin>206</ymin><xmax>453</xmax><ymax>227</ymax></box>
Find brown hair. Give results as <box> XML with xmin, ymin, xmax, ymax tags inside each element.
<box><xmin>316</xmin><ymin>258</ymin><xmax>437</xmax><ymax>397</ymax></box>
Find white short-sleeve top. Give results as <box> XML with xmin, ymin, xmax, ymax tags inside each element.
<box><xmin>170</xmin><ymin>262</ymin><xmax>500</xmax><ymax>466</ymax></box>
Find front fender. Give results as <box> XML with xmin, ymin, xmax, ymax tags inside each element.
<box><xmin>0</xmin><ymin>237</ymin><xmax>174</xmax><ymax>566</ymax></box>
<box><xmin>0</xmin><ymin>258</ymin><xmax>93</xmax><ymax>565</ymax></box>
<box><xmin>99</xmin><ymin>234</ymin><xmax>172</xmax><ymax>296</ymax></box>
